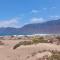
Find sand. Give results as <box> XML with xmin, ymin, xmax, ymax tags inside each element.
<box><xmin>0</xmin><ymin>40</ymin><xmax>60</xmax><ymax>60</ymax></box>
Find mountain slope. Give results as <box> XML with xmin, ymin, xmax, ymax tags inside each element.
<box><xmin>20</xmin><ymin>19</ymin><xmax>60</xmax><ymax>34</ymax></box>
<box><xmin>0</xmin><ymin>19</ymin><xmax>60</xmax><ymax>35</ymax></box>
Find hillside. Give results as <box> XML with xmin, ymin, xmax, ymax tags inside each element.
<box><xmin>0</xmin><ymin>19</ymin><xmax>60</xmax><ymax>35</ymax></box>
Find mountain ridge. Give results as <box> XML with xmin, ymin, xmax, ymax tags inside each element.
<box><xmin>0</xmin><ymin>19</ymin><xmax>60</xmax><ymax>35</ymax></box>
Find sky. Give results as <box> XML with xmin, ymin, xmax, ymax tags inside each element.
<box><xmin>0</xmin><ymin>0</ymin><xmax>60</xmax><ymax>28</ymax></box>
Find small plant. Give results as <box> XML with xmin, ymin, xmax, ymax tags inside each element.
<box><xmin>56</xmin><ymin>36</ymin><xmax>60</xmax><ymax>40</ymax></box>
<box><xmin>32</xmin><ymin>52</ymin><xmax>37</xmax><ymax>56</ymax></box>
<box><xmin>0</xmin><ymin>41</ymin><xmax>4</xmax><ymax>45</ymax></box>
<box><xmin>17</xmin><ymin>37</ymin><xmax>21</xmax><ymax>39</ymax></box>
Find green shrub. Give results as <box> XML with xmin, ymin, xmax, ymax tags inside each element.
<box><xmin>32</xmin><ymin>37</ymin><xmax>48</xmax><ymax>44</ymax></box>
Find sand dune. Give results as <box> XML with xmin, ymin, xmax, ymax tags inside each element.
<box><xmin>0</xmin><ymin>40</ymin><xmax>60</xmax><ymax>60</ymax></box>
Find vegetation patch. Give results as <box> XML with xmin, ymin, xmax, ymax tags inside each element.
<box><xmin>56</xmin><ymin>36</ymin><xmax>60</xmax><ymax>41</ymax></box>
<box><xmin>48</xmin><ymin>52</ymin><xmax>60</xmax><ymax>60</ymax></box>
<box><xmin>32</xmin><ymin>37</ymin><xmax>48</xmax><ymax>44</ymax></box>
<box><xmin>13</xmin><ymin>41</ymin><xmax>33</xmax><ymax>49</ymax></box>
<box><xmin>0</xmin><ymin>41</ymin><xmax>4</xmax><ymax>45</ymax></box>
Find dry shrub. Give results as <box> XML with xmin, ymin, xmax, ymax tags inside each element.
<box><xmin>0</xmin><ymin>41</ymin><xmax>4</xmax><ymax>45</ymax></box>
<box><xmin>56</xmin><ymin>36</ymin><xmax>60</xmax><ymax>41</ymax></box>
<box><xmin>37</xmin><ymin>51</ymin><xmax>60</xmax><ymax>60</ymax></box>
<box><xmin>13</xmin><ymin>41</ymin><xmax>33</xmax><ymax>49</ymax></box>
<box><xmin>48</xmin><ymin>52</ymin><xmax>60</xmax><ymax>60</ymax></box>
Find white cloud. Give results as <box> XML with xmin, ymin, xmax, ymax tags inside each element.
<box><xmin>42</xmin><ymin>7</ymin><xmax>56</xmax><ymax>10</ymax></box>
<box><xmin>43</xmin><ymin>8</ymin><xmax>47</xmax><ymax>10</ymax></box>
<box><xmin>52</xmin><ymin>7</ymin><xmax>56</xmax><ymax>9</ymax></box>
<box><xmin>0</xmin><ymin>17</ymin><xmax>20</xmax><ymax>28</ymax></box>
<box><xmin>49</xmin><ymin>16</ymin><xmax>60</xmax><ymax>19</ymax></box>
<box><xmin>31</xmin><ymin>10</ymin><xmax>39</xmax><ymax>13</ymax></box>
<box><xmin>31</xmin><ymin>17</ymin><xmax>45</xmax><ymax>23</ymax></box>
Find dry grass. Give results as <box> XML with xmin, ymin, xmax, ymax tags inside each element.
<box><xmin>48</xmin><ymin>52</ymin><xmax>60</xmax><ymax>60</ymax></box>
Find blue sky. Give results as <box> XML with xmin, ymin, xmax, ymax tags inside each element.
<box><xmin>0</xmin><ymin>0</ymin><xmax>60</xmax><ymax>28</ymax></box>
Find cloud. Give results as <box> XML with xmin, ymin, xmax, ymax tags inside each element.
<box><xmin>52</xmin><ymin>7</ymin><xmax>56</xmax><ymax>9</ymax></box>
<box><xmin>43</xmin><ymin>8</ymin><xmax>47</xmax><ymax>10</ymax></box>
<box><xmin>31</xmin><ymin>17</ymin><xmax>45</xmax><ymax>23</ymax></box>
<box><xmin>31</xmin><ymin>10</ymin><xmax>39</xmax><ymax>13</ymax></box>
<box><xmin>0</xmin><ymin>17</ymin><xmax>20</xmax><ymax>28</ymax></box>
<box><xmin>48</xmin><ymin>16</ymin><xmax>60</xmax><ymax>20</ymax></box>
<box><xmin>42</xmin><ymin>7</ymin><xmax>56</xmax><ymax>10</ymax></box>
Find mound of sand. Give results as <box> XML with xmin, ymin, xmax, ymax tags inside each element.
<box><xmin>0</xmin><ymin>41</ymin><xmax>60</xmax><ymax>60</ymax></box>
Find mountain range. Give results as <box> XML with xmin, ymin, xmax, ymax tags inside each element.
<box><xmin>0</xmin><ymin>19</ymin><xmax>60</xmax><ymax>35</ymax></box>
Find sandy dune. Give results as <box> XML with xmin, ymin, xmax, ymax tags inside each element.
<box><xmin>27</xmin><ymin>51</ymin><xmax>52</xmax><ymax>60</ymax></box>
<box><xmin>0</xmin><ymin>40</ymin><xmax>60</xmax><ymax>60</ymax></box>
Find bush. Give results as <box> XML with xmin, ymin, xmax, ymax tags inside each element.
<box><xmin>0</xmin><ymin>41</ymin><xmax>4</xmax><ymax>45</ymax></box>
<box><xmin>56</xmin><ymin>36</ymin><xmax>60</xmax><ymax>41</ymax></box>
<box><xmin>13</xmin><ymin>41</ymin><xmax>33</xmax><ymax>49</ymax></box>
<box><xmin>48</xmin><ymin>52</ymin><xmax>60</xmax><ymax>60</ymax></box>
<box><xmin>32</xmin><ymin>37</ymin><xmax>48</xmax><ymax>44</ymax></box>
